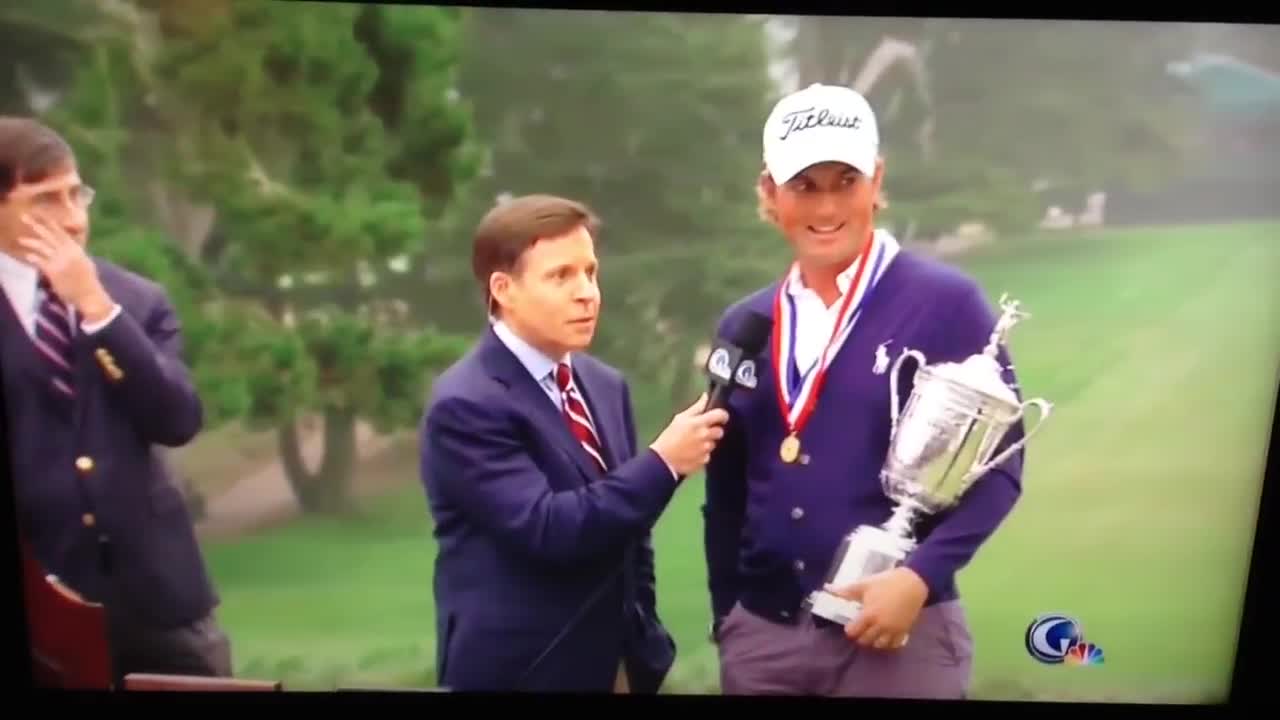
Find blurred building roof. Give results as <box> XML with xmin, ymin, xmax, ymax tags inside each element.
<box><xmin>1166</xmin><ymin>53</ymin><xmax>1280</xmax><ymax>116</ymax></box>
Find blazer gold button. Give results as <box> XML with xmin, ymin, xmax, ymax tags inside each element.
<box><xmin>75</xmin><ymin>456</ymin><xmax>94</xmax><ymax>473</ymax></box>
<box><xmin>82</xmin><ymin>513</ymin><xmax>95</xmax><ymax>527</ymax></box>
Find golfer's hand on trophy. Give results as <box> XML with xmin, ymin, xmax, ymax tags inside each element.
<box><xmin>824</xmin><ymin>567</ymin><xmax>929</xmax><ymax>650</ymax></box>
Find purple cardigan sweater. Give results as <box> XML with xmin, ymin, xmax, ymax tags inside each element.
<box><xmin>703</xmin><ymin>249</ymin><xmax>1027</xmax><ymax>626</ymax></box>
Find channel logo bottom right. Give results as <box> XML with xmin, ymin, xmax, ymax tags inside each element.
<box><xmin>1024</xmin><ymin>613</ymin><xmax>1105</xmax><ymax>666</ymax></box>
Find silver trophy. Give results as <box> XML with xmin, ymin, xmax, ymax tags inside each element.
<box><xmin>805</xmin><ymin>294</ymin><xmax>1052</xmax><ymax>625</ymax></box>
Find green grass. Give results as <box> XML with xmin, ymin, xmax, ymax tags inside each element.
<box><xmin>204</xmin><ymin>467</ymin><xmax>438</xmax><ymax>689</ymax></box>
<box><xmin>201</xmin><ymin>221</ymin><xmax>1280</xmax><ymax>700</ymax></box>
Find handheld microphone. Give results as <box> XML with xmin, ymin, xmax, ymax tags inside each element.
<box><xmin>704</xmin><ymin>310</ymin><xmax>773</xmax><ymax>412</ymax></box>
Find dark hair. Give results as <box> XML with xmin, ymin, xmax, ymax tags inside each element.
<box><xmin>0</xmin><ymin>117</ymin><xmax>75</xmax><ymax>202</ymax></box>
<box><xmin>471</xmin><ymin>194</ymin><xmax>601</xmax><ymax>316</ymax></box>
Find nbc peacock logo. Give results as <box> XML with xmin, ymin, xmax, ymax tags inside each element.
<box><xmin>1064</xmin><ymin>641</ymin><xmax>1106</xmax><ymax>666</ymax></box>
<box><xmin>1024</xmin><ymin>612</ymin><xmax>1105</xmax><ymax>666</ymax></box>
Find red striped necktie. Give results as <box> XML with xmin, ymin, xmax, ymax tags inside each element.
<box><xmin>34</xmin><ymin>277</ymin><xmax>76</xmax><ymax>399</ymax></box>
<box><xmin>554</xmin><ymin>362</ymin><xmax>606</xmax><ymax>473</ymax></box>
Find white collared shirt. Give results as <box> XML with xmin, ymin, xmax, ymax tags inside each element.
<box><xmin>783</xmin><ymin>229</ymin><xmax>900</xmax><ymax>376</ymax></box>
<box><xmin>491</xmin><ymin>318</ymin><xmax>678</xmax><ymax>481</ymax></box>
<box><xmin>784</xmin><ymin>259</ymin><xmax>862</xmax><ymax>376</ymax></box>
<box><xmin>0</xmin><ymin>249</ymin><xmax>40</xmax><ymax>336</ymax></box>
<box><xmin>491</xmin><ymin>319</ymin><xmax>597</xmax><ymax>427</ymax></box>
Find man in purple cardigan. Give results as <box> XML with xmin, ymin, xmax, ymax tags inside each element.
<box><xmin>703</xmin><ymin>84</ymin><xmax>1027</xmax><ymax>698</ymax></box>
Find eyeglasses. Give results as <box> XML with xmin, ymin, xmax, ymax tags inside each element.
<box><xmin>24</xmin><ymin>184</ymin><xmax>96</xmax><ymax>211</ymax></box>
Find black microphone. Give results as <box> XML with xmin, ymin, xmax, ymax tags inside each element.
<box><xmin>704</xmin><ymin>311</ymin><xmax>773</xmax><ymax>412</ymax></box>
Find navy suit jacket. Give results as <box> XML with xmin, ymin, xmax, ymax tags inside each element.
<box><xmin>419</xmin><ymin>326</ymin><xmax>679</xmax><ymax>693</ymax></box>
<box><xmin>1</xmin><ymin>257</ymin><xmax>218</xmax><ymax>631</ymax></box>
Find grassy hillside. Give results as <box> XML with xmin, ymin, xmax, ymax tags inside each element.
<box><xmin>200</xmin><ymin>221</ymin><xmax>1280</xmax><ymax>701</ymax></box>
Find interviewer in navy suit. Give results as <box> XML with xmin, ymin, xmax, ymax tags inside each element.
<box><xmin>420</xmin><ymin>194</ymin><xmax>729</xmax><ymax>693</ymax></box>
<box><xmin>0</xmin><ymin>117</ymin><xmax>229</xmax><ymax>684</ymax></box>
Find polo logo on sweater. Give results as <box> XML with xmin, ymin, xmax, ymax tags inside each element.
<box><xmin>872</xmin><ymin>340</ymin><xmax>893</xmax><ymax>375</ymax></box>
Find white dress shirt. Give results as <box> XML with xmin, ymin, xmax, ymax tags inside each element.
<box><xmin>785</xmin><ymin>260</ymin><xmax>862</xmax><ymax>376</ymax></box>
<box><xmin>783</xmin><ymin>230</ymin><xmax>900</xmax><ymax>376</ymax></box>
<box><xmin>491</xmin><ymin>319</ymin><xmax>678</xmax><ymax>480</ymax></box>
<box><xmin>491</xmin><ymin>319</ymin><xmax>596</xmax><ymax>427</ymax></box>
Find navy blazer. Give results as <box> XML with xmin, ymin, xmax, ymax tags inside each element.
<box><xmin>419</xmin><ymin>327</ymin><xmax>679</xmax><ymax>693</ymax></box>
<box><xmin>1</xmin><ymin>257</ymin><xmax>219</xmax><ymax>630</ymax></box>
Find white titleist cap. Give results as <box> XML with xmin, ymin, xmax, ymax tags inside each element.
<box><xmin>762</xmin><ymin>83</ymin><xmax>879</xmax><ymax>184</ymax></box>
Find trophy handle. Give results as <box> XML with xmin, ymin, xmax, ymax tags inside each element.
<box><xmin>970</xmin><ymin>398</ymin><xmax>1053</xmax><ymax>478</ymax></box>
<box><xmin>889</xmin><ymin>349</ymin><xmax>928</xmax><ymax>434</ymax></box>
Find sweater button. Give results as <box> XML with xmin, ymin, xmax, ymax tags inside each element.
<box><xmin>791</xmin><ymin>507</ymin><xmax>804</xmax><ymax>520</ymax></box>
<box><xmin>794</xmin><ymin>559</ymin><xmax>806</xmax><ymax>572</ymax></box>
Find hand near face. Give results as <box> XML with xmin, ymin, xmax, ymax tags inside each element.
<box><xmin>17</xmin><ymin>212</ymin><xmax>113</xmax><ymax>323</ymax></box>
<box><xmin>825</xmin><ymin>566</ymin><xmax>929</xmax><ymax>651</ymax></box>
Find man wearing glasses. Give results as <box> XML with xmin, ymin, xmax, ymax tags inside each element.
<box><xmin>0</xmin><ymin>116</ymin><xmax>231</xmax><ymax>685</ymax></box>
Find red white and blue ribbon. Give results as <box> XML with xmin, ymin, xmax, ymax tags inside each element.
<box><xmin>771</xmin><ymin>229</ymin><xmax>898</xmax><ymax>435</ymax></box>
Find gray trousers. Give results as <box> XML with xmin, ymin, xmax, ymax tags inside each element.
<box><xmin>716</xmin><ymin>600</ymin><xmax>974</xmax><ymax>698</ymax></box>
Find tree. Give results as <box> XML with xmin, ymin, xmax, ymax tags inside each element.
<box><xmin>133</xmin><ymin>0</ymin><xmax>481</xmax><ymax>513</ymax></box>
<box><xmin>5</xmin><ymin>1</ymin><xmax>239</xmax><ymax>426</ymax></box>
<box><xmin>0</xmin><ymin>1</ymin><xmax>103</xmax><ymax>115</ymax></box>
<box><xmin>772</xmin><ymin>16</ymin><xmax>1202</xmax><ymax>239</ymax></box>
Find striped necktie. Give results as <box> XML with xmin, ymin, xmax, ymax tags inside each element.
<box><xmin>554</xmin><ymin>362</ymin><xmax>606</xmax><ymax>473</ymax></box>
<box><xmin>34</xmin><ymin>277</ymin><xmax>76</xmax><ymax>398</ymax></box>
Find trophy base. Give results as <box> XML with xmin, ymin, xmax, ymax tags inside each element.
<box><xmin>806</xmin><ymin>590</ymin><xmax>863</xmax><ymax>626</ymax></box>
<box><xmin>804</xmin><ymin>524</ymin><xmax>915</xmax><ymax>626</ymax></box>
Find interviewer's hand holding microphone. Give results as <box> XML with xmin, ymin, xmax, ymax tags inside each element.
<box><xmin>648</xmin><ymin>392</ymin><xmax>728</xmax><ymax>477</ymax></box>
<box><xmin>648</xmin><ymin>311</ymin><xmax>774</xmax><ymax>478</ymax></box>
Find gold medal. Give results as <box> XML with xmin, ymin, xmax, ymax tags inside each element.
<box><xmin>779</xmin><ymin>433</ymin><xmax>801</xmax><ymax>464</ymax></box>
<box><xmin>771</xmin><ymin>232</ymin><xmax>878</xmax><ymax>471</ymax></box>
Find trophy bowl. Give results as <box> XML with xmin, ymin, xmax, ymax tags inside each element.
<box><xmin>881</xmin><ymin>348</ymin><xmax>1050</xmax><ymax>520</ymax></box>
<box><xmin>805</xmin><ymin>295</ymin><xmax>1052</xmax><ymax>626</ymax></box>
